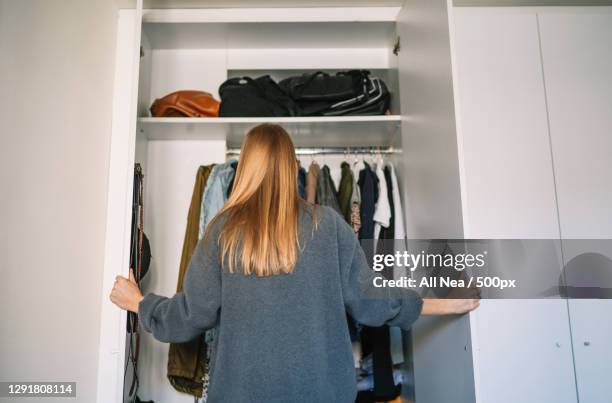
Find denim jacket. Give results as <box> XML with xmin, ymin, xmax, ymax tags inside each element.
<box><xmin>198</xmin><ymin>159</ymin><xmax>237</xmax><ymax>238</ymax></box>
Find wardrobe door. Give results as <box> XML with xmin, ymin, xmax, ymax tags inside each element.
<box><xmin>538</xmin><ymin>10</ymin><xmax>612</xmax><ymax>403</ymax></box>
<box><xmin>97</xmin><ymin>3</ymin><xmax>143</xmax><ymax>403</ymax></box>
<box><xmin>395</xmin><ymin>0</ymin><xmax>464</xmax><ymax>241</ymax></box>
<box><xmin>396</xmin><ymin>1</ymin><xmax>473</xmax><ymax>402</ymax></box>
<box><xmin>450</xmin><ymin>8</ymin><xmax>576</xmax><ymax>403</ymax></box>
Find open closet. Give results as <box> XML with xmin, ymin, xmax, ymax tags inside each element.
<box><xmin>98</xmin><ymin>1</ymin><xmax>612</xmax><ymax>403</ymax></box>
<box><xmin>100</xmin><ymin>2</ymin><xmax>456</xmax><ymax>402</ymax></box>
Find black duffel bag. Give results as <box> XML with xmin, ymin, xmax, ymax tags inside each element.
<box><xmin>279</xmin><ymin>70</ymin><xmax>366</xmax><ymax>102</ymax></box>
<box><xmin>280</xmin><ymin>70</ymin><xmax>390</xmax><ymax>116</ymax></box>
<box><xmin>322</xmin><ymin>77</ymin><xmax>390</xmax><ymax>116</ymax></box>
<box><xmin>219</xmin><ymin>75</ymin><xmax>297</xmax><ymax>117</ymax></box>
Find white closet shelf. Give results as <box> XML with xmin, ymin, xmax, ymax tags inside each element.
<box><xmin>138</xmin><ymin>115</ymin><xmax>402</xmax><ymax>148</ymax></box>
<box><xmin>139</xmin><ymin>116</ymin><xmax>400</xmax><ymax>124</ymax></box>
<box><xmin>141</xmin><ymin>13</ymin><xmax>396</xmax><ymax>52</ymax></box>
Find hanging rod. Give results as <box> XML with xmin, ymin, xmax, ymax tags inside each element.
<box><xmin>225</xmin><ymin>146</ymin><xmax>401</xmax><ymax>156</ymax></box>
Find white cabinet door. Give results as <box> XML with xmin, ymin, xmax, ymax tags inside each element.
<box><xmin>395</xmin><ymin>0</ymin><xmax>465</xmax><ymax>241</ymax></box>
<box><xmin>451</xmin><ymin>8</ymin><xmax>577</xmax><ymax>403</ymax></box>
<box><xmin>97</xmin><ymin>4</ymin><xmax>143</xmax><ymax>403</ymax></box>
<box><xmin>538</xmin><ymin>10</ymin><xmax>612</xmax><ymax>403</ymax></box>
<box><xmin>395</xmin><ymin>0</ymin><xmax>473</xmax><ymax>401</ymax></box>
<box><xmin>538</xmin><ymin>10</ymin><xmax>612</xmax><ymax>238</ymax></box>
<box><xmin>451</xmin><ymin>9</ymin><xmax>560</xmax><ymax>240</ymax></box>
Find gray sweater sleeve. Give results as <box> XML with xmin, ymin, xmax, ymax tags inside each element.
<box><xmin>138</xmin><ymin>236</ymin><xmax>221</xmax><ymax>343</ymax></box>
<box><xmin>335</xmin><ymin>213</ymin><xmax>423</xmax><ymax>330</ymax></box>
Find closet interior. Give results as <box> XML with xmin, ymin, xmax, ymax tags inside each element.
<box><xmin>99</xmin><ymin>1</ymin><xmax>468</xmax><ymax>402</ymax></box>
<box><xmin>126</xmin><ymin>4</ymin><xmax>416</xmax><ymax>403</ymax></box>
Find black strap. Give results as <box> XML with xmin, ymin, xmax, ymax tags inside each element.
<box><xmin>126</xmin><ymin>164</ymin><xmax>145</xmax><ymax>402</ymax></box>
<box><xmin>294</xmin><ymin>71</ymin><xmax>329</xmax><ymax>90</ymax></box>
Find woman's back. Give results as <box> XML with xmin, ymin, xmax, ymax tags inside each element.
<box><xmin>209</xmin><ymin>203</ymin><xmax>355</xmax><ymax>402</ymax></box>
<box><xmin>138</xmin><ymin>203</ymin><xmax>422</xmax><ymax>403</ymax></box>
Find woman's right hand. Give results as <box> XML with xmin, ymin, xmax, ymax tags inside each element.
<box><xmin>421</xmin><ymin>298</ymin><xmax>480</xmax><ymax>315</ymax></box>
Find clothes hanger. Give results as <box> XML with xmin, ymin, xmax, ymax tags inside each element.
<box><xmin>351</xmin><ymin>148</ymin><xmax>362</xmax><ymax>171</ymax></box>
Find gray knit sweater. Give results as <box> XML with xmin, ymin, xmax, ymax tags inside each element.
<box><xmin>139</xmin><ymin>203</ymin><xmax>422</xmax><ymax>403</ymax></box>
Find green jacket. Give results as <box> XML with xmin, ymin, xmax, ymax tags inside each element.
<box><xmin>167</xmin><ymin>165</ymin><xmax>213</xmax><ymax>397</ymax></box>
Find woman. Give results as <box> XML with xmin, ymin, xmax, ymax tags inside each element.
<box><xmin>110</xmin><ymin>124</ymin><xmax>478</xmax><ymax>402</ymax></box>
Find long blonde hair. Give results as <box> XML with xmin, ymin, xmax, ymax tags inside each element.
<box><xmin>207</xmin><ymin>124</ymin><xmax>301</xmax><ymax>276</ymax></box>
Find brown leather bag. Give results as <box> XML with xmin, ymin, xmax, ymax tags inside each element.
<box><xmin>150</xmin><ymin>90</ymin><xmax>220</xmax><ymax>117</ymax></box>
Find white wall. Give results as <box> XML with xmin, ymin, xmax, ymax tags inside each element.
<box><xmin>0</xmin><ymin>1</ymin><xmax>118</xmax><ymax>401</ymax></box>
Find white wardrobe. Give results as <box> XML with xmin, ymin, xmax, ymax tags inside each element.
<box><xmin>96</xmin><ymin>1</ymin><xmax>612</xmax><ymax>402</ymax></box>
<box><xmin>410</xmin><ymin>5</ymin><xmax>612</xmax><ymax>403</ymax></box>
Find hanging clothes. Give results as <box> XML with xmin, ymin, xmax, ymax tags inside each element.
<box><xmin>330</xmin><ymin>164</ymin><xmax>343</xmax><ymax>192</ymax></box>
<box><xmin>168</xmin><ymin>161</ymin><xmax>236</xmax><ymax>400</ymax></box>
<box><xmin>355</xmin><ymin>162</ymin><xmax>378</xmax><ymax>401</ymax></box>
<box><xmin>306</xmin><ymin>161</ymin><xmax>320</xmax><ymax>204</ymax></box>
<box><xmin>198</xmin><ymin>160</ymin><xmax>237</xmax><ymax>238</ymax></box>
<box><xmin>167</xmin><ymin>165</ymin><xmax>213</xmax><ymax>398</ymax></box>
<box><xmin>378</xmin><ymin>164</ymin><xmax>407</xmax><ymax>367</ymax></box>
<box><xmin>355</xmin><ymin>162</ymin><xmax>407</xmax><ymax>402</ymax></box>
<box><xmin>298</xmin><ymin>165</ymin><xmax>307</xmax><ymax>199</ymax></box>
<box><xmin>373</xmin><ymin>162</ymin><xmax>391</xmax><ymax>241</ymax></box>
<box><xmin>339</xmin><ymin>163</ymin><xmax>360</xmax><ymax>344</ymax></box>
<box><xmin>198</xmin><ymin>159</ymin><xmax>238</xmax><ymax>402</ymax></box>
<box><xmin>225</xmin><ymin>160</ymin><xmax>239</xmax><ymax>197</ymax></box>
<box><xmin>338</xmin><ymin>162</ymin><xmax>354</xmax><ymax>223</ymax></box>
<box><xmin>381</xmin><ymin>163</ymin><xmax>407</xmax><ymax>367</ymax></box>
<box><xmin>177</xmin><ymin>165</ymin><xmax>214</xmax><ymax>289</ymax></box>
<box><xmin>387</xmin><ymin>162</ymin><xmax>406</xmax><ymax>240</ymax></box>
<box><xmin>359</xmin><ymin>164</ymin><xmax>401</xmax><ymax>403</ymax></box>
<box><xmin>316</xmin><ymin>164</ymin><xmax>342</xmax><ymax>214</ymax></box>
<box><xmin>350</xmin><ymin>163</ymin><xmax>361</xmax><ymax>234</ymax></box>
<box><xmin>377</xmin><ymin>166</ymin><xmax>395</xmax><ymax>248</ymax></box>
<box><xmin>358</xmin><ymin>163</ymin><xmax>378</xmax><ymax>240</ymax></box>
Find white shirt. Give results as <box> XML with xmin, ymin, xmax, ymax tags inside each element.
<box><xmin>387</xmin><ymin>162</ymin><xmax>406</xmax><ymax>240</ymax></box>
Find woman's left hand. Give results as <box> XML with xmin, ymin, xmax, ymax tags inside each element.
<box><xmin>110</xmin><ymin>269</ymin><xmax>144</xmax><ymax>313</ymax></box>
